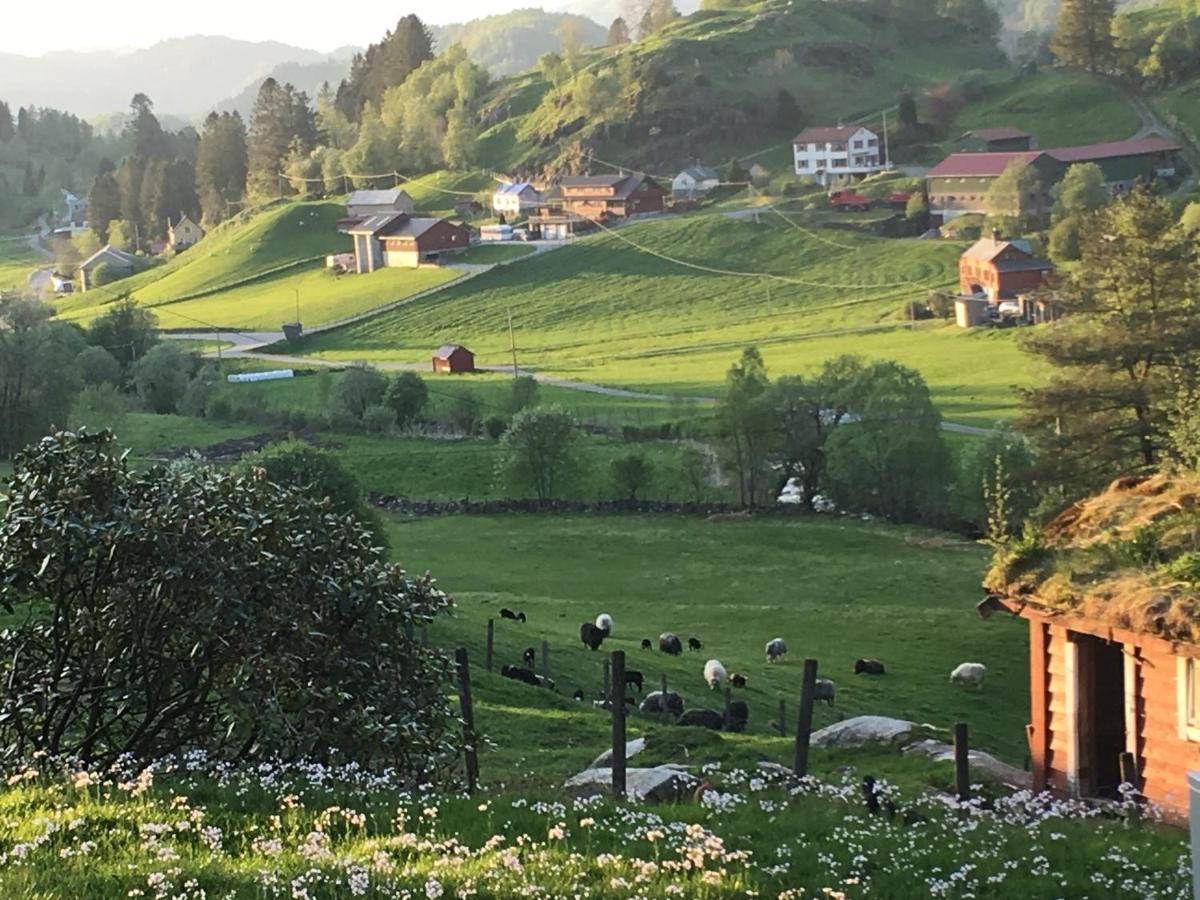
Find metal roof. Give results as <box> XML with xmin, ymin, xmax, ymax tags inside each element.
<box><xmin>792</xmin><ymin>125</ymin><xmax>874</xmax><ymax>144</ymax></box>
<box><xmin>434</xmin><ymin>344</ymin><xmax>471</xmax><ymax>358</ymax></box>
<box><xmin>347</xmin><ymin>189</ymin><xmax>411</xmax><ymax>206</ymax></box>
<box><xmin>344</xmin><ymin>213</ymin><xmax>407</xmax><ymax>235</ymax></box>
<box><xmin>1046</xmin><ymin>137</ymin><xmax>1180</xmax><ymax>163</ymax></box>
<box><xmin>928</xmin><ymin>151</ymin><xmax>1043</xmax><ymax>178</ymax></box>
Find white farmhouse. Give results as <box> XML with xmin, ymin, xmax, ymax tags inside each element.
<box><xmin>671</xmin><ymin>165</ymin><xmax>720</xmax><ymax>198</ymax></box>
<box><xmin>492</xmin><ymin>182</ymin><xmax>542</xmax><ymax>218</ymax></box>
<box><xmin>792</xmin><ymin>125</ymin><xmax>884</xmax><ymax>185</ymax></box>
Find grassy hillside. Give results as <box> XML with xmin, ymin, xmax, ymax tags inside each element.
<box><xmin>0</xmin><ymin>240</ymin><xmax>38</xmax><ymax>292</ymax></box>
<box><xmin>432</xmin><ymin>9</ymin><xmax>607</xmax><ymax>77</ymax></box>
<box><xmin>283</xmin><ymin>214</ymin><xmax>1042</xmax><ymax>425</ymax></box>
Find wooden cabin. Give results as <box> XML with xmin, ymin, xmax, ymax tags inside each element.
<box><xmin>432</xmin><ymin>344</ymin><xmax>475</xmax><ymax>374</ymax></box>
<box><xmin>983</xmin><ymin>474</ymin><xmax>1200</xmax><ymax>819</ymax></box>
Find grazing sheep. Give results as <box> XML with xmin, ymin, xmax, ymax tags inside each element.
<box><xmin>593</xmin><ymin>696</ymin><xmax>635</xmax><ymax>710</ymax></box>
<box><xmin>726</xmin><ymin>700</ymin><xmax>749</xmax><ymax>733</ymax></box>
<box><xmin>641</xmin><ymin>638</ymin><xmax>653</xmax><ymax>650</ymax></box>
<box><xmin>624</xmin><ymin>669</ymin><xmax>645</xmax><ymax>692</ymax></box>
<box><xmin>522</xmin><ymin>647</ymin><xmax>536</xmax><ymax>668</ymax></box>
<box><xmin>500</xmin><ymin>607</ymin><xmax>526</xmax><ymax>623</ymax></box>
<box><xmin>950</xmin><ymin>662</ymin><xmax>987</xmax><ymax>687</ymax></box>
<box><xmin>813</xmin><ymin>678</ymin><xmax>836</xmax><ymax>706</ymax></box>
<box><xmin>659</xmin><ymin>632</ymin><xmax>683</xmax><ymax>656</ymax></box>
<box><xmin>595</xmin><ymin>613</ymin><xmax>614</xmax><ymax>636</ymax></box>
<box><xmin>765</xmin><ymin>638</ymin><xmax>788</xmax><ymax>663</ymax></box>
<box><xmin>688</xmin><ymin>637</ymin><xmax>703</xmax><ymax>652</ymax></box>
<box><xmin>730</xmin><ymin>672</ymin><xmax>748</xmax><ymax>689</ymax></box>
<box><xmin>704</xmin><ymin>659</ymin><xmax>727</xmax><ymax>690</ymax></box>
<box><xmin>640</xmin><ymin>690</ymin><xmax>684</xmax><ymax>717</ymax></box>
<box><xmin>854</xmin><ymin>658</ymin><xmax>886</xmax><ymax>675</ymax></box>
<box><xmin>572</xmin><ymin>689</ymin><xmax>584</xmax><ymax>701</ymax></box>
<box><xmin>535</xmin><ymin>674</ymin><xmax>556</xmax><ymax>691</ymax></box>
<box><xmin>677</xmin><ymin>708</ymin><xmax>724</xmax><ymax>731</ymax></box>
<box><xmin>580</xmin><ymin>622</ymin><xmax>606</xmax><ymax>651</ymax></box>
<box><xmin>500</xmin><ymin>665</ymin><xmax>540</xmax><ymax>687</ymax></box>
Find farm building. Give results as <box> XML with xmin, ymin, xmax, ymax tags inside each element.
<box><xmin>77</xmin><ymin>245</ymin><xmax>138</xmax><ymax>292</ymax></box>
<box><xmin>959</xmin><ymin>232</ymin><xmax>1053</xmax><ymax>301</ymax></box>
<box><xmin>958</xmin><ymin>127</ymin><xmax>1035</xmax><ymax>153</ymax></box>
<box><xmin>1047</xmin><ymin>137</ymin><xmax>1180</xmax><ymax>190</ymax></box>
<box><xmin>167</xmin><ymin>213</ymin><xmax>204</xmax><ymax>251</ymax></box>
<box><xmin>557</xmin><ymin>173</ymin><xmax>666</xmax><ymax>219</ymax></box>
<box><xmin>492</xmin><ymin>182</ymin><xmax>543</xmax><ymax>218</ymax></box>
<box><xmin>432</xmin><ymin>344</ymin><xmax>475</xmax><ymax>374</ymax></box>
<box><xmin>983</xmin><ymin>473</ymin><xmax>1200</xmax><ymax>820</ymax></box>
<box><xmin>346</xmin><ymin>189</ymin><xmax>415</xmax><ymax>221</ymax></box>
<box><xmin>342</xmin><ymin>214</ymin><xmax>469</xmax><ymax>272</ymax></box>
<box><xmin>792</xmin><ymin>126</ymin><xmax>884</xmax><ymax>184</ymax></box>
<box><xmin>672</xmin><ymin>166</ymin><xmax>720</xmax><ymax>198</ymax></box>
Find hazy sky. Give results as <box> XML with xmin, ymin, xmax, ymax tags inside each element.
<box><xmin>2</xmin><ymin>1</ymin><xmax>571</xmax><ymax>56</ymax></box>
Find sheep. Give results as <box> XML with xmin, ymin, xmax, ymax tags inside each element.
<box><xmin>595</xmin><ymin>613</ymin><xmax>614</xmax><ymax>636</ymax></box>
<box><xmin>704</xmin><ymin>659</ymin><xmax>727</xmax><ymax>690</ymax></box>
<box><xmin>659</xmin><ymin>632</ymin><xmax>683</xmax><ymax>656</ymax></box>
<box><xmin>522</xmin><ymin>647</ymin><xmax>536</xmax><ymax>668</ymax></box>
<box><xmin>688</xmin><ymin>637</ymin><xmax>703</xmax><ymax>652</ymax></box>
<box><xmin>499</xmin><ymin>607</ymin><xmax>526</xmax><ymax>623</ymax></box>
<box><xmin>500</xmin><ymin>665</ymin><xmax>540</xmax><ymax>687</ymax></box>
<box><xmin>726</xmin><ymin>700</ymin><xmax>749</xmax><ymax>733</ymax></box>
<box><xmin>580</xmin><ymin>622</ymin><xmax>606</xmax><ymax>651</ymax></box>
<box><xmin>641</xmin><ymin>638</ymin><xmax>653</xmax><ymax>650</ymax></box>
<box><xmin>814</xmin><ymin>678</ymin><xmax>836</xmax><ymax>706</ymax></box>
<box><xmin>535</xmin><ymin>674</ymin><xmax>556</xmax><ymax>691</ymax></box>
<box><xmin>624</xmin><ymin>669</ymin><xmax>645</xmax><ymax>692</ymax></box>
<box><xmin>950</xmin><ymin>662</ymin><xmax>987</xmax><ymax>688</ymax></box>
<box><xmin>765</xmin><ymin>638</ymin><xmax>788</xmax><ymax>663</ymax></box>
<box><xmin>854</xmin><ymin>658</ymin><xmax>886</xmax><ymax>675</ymax></box>
<box><xmin>572</xmin><ymin>689</ymin><xmax>585</xmax><ymax>701</ymax></box>
<box><xmin>640</xmin><ymin>690</ymin><xmax>684</xmax><ymax>717</ymax></box>
<box><xmin>730</xmin><ymin>672</ymin><xmax>748</xmax><ymax>689</ymax></box>
<box><xmin>677</xmin><ymin>708</ymin><xmax>724</xmax><ymax>731</ymax></box>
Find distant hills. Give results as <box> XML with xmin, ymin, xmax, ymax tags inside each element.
<box><xmin>432</xmin><ymin>9</ymin><xmax>607</xmax><ymax>77</ymax></box>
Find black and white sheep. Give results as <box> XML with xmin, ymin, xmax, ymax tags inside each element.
<box><xmin>580</xmin><ymin>622</ymin><xmax>607</xmax><ymax>651</ymax></box>
<box><xmin>501</xmin><ymin>665</ymin><xmax>540</xmax><ymax>687</ymax></box>
<box><xmin>522</xmin><ymin>647</ymin><xmax>536</xmax><ymax>668</ymax></box>
<box><xmin>854</xmin><ymin>658</ymin><xmax>886</xmax><ymax>675</ymax></box>
<box><xmin>500</xmin><ymin>607</ymin><xmax>526</xmax><ymax>623</ymax></box>
<box><xmin>659</xmin><ymin>632</ymin><xmax>683</xmax><ymax>656</ymax></box>
<box><xmin>765</xmin><ymin>638</ymin><xmax>788</xmax><ymax>663</ymax></box>
<box><xmin>595</xmin><ymin>613</ymin><xmax>614</xmax><ymax>636</ymax></box>
<box><xmin>730</xmin><ymin>672</ymin><xmax>748</xmax><ymax>689</ymax></box>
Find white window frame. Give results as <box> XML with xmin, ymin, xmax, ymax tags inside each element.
<box><xmin>1177</xmin><ymin>656</ymin><xmax>1200</xmax><ymax>742</ymax></box>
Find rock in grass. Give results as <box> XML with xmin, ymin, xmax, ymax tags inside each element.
<box><xmin>810</xmin><ymin>715</ymin><xmax>916</xmax><ymax>748</ymax></box>
<box><xmin>589</xmin><ymin>737</ymin><xmax>647</xmax><ymax>769</ymax></box>
<box><xmin>901</xmin><ymin>738</ymin><xmax>1032</xmax><ymax>790</ymax></box>
<box><xmin>564</xmin><ymin>765</ymin><xmax>699</xmax><ymax>802</ymax></box>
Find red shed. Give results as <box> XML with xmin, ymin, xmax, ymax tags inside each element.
<box><xmin>959</xmin><ymin>232</ymin><xmax>1053</xmax><ymax>301</ymax></box>
<box><xmin>432</xmin><ymin>344</ymin><xmax>475</xmax><ymax>374</ymax></box>
<box><xmin>984</xmin><ymin>474</ymin><xmax>1200</xmax><ymax>820</ymax></box>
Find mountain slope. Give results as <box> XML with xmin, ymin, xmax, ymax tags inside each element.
<box><xmin>432</xmin><ymin>9</ymin><xmax>607</xmax><ymax>77</ymax></box>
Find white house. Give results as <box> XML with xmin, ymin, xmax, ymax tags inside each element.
<box><xmin>671</xmin><ymin>166</ymin><xmax>720</xmax><ymax>198</ymax></box>
<box><xmin>492</xmin><ymin>182</ymin><xmax>542</xmax><ymax>218</ymax></box>
<box><xmin>792</xmin><ymin>125</ymin><xmax>884</xmax><ymax>184</ymax></box>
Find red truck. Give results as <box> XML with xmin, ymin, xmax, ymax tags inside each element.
<box><xmin>827</xmin><ymin>190</ymin><xmax>873</xmax><ymax>212</ymax></box>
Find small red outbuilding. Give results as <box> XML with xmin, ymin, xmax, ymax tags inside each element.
<box><xmin>432</xmin><ymin>344</ymin><xmax>475</xmax><ymax>374</ymax></box>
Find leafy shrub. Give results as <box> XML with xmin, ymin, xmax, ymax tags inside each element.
<box><xmin>131</xmin><ymin>342</ymin><xmax>194</xmax><ymax>414</ymax></box>
<box><xmin>75</xmin><ymin>345</ymin><xmax>122</xmax><ymax>386</ymax></box>
<box><xmin>612</xmin><ymin>453</ymin><xmax>653</xmax><ymax>500</ymax></box>
<box><xmin>364</xmin><ymin>403</ymin><xmax>397</xmax><ymax>434</ymax></box>
<box><xmin>0</xmin><ymin>432</ymin><xmax>453</xmax><ymax>770</ymax></box>
<box><xmin>452</xmin><ymin>391</ymin><xmax>483</xmax><ymax>436</ymax></box>
<box><xmin>484</xmin><ymin>415</ymin><xmax>508</xmax><ymax>441</ymax></box>
<box><xmin>510</xmin><ymin>375</ymin><xmax>540</xmax><ymax>414</ymax></box>
<box><xmin>332</xmin><ymin>364</ymin><xmax>388</xmax><ymax>421</ymax></box>
<box><xmin>386</xmin><ymin>372</ymin><xmax>429</xmax><ymax>427</ymax></box>
<box><xmin>496</xmin><ymin>406</ymin><xmax>581</xmax><ymax>501</ymax></box>
<box><xmin>69</xmin><ymin>383</ymin><xmax>127</xmax><ymax>434</ymax></box>
<box><xmin>1164</xmin><ymin>551</ymin><xmax>1200</xmax><ymax>585</ymax></box>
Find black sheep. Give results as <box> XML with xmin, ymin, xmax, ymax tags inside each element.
<box><xmin>862</xmin><ymin>775</ymin><xmax>881</xmax><ymax>815</ymax></box>
<box><xmin>688</xmin><ymin>637</ymin><xmax>703</xmax><ymax>652</ymax></box>
<box><xmin>572</xmin><ymin>689</ymin><xmax>584</xmax><ymax>701</ymax></box>
<box><xmin>677</xmin><ymin>708</ymin><xmax>724</xmax><ymax>730</ymax></box>
<box><xmin>500</xmin><ymin>608</ymin><xmax>526</xmax><ymax>623</ymax></box>
<box><xmin>501</xmin><ymin>665</ymin><xmax>540</xmax><ymax>687</ymax></box>
<box><xmin>522</xmin><ymin>647</ymin><xmax>536</xmax><ymax>668</ymax></box>
<box><xmin>659</xmin><ymin>632</ymin><xmax>683</xmax><ymax>656</ymax></box>
<box><xmin>730</xmin><ymin>672</ymin><xmax>748</xmax><ymax>688</ymax></box>
<box><xmin>639</xmin><ymin>690</ymin><xmax>684</xmax><ymax>717</ymax></box>
<box><xmin>624</xmin><ymin>669</ymin><xmax>644</xmax><ymax>692</ymax></box>
<box><xmin>580</xmin><ymin>622</ymin><xmax>606</xmax><ymax>651</ymax></box>
<box><xmin>640</xmin><ymin>638</ymin><xmax>652</xmax><ymax>650</ymax></box>
<box><xmin>854</xmin><ymin>658</ymin><xmax>886</xmax><ymax>675</ymax></box>
<box><xmin>726</xmin><ymin>700</ymin><xmax>749</xmax><ymax>733</ymax></box>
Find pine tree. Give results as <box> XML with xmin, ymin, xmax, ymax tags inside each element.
<box><xmin>898</xmin><ymin>92</ymin><xmax>919</xmax><ymax>130</ymax></box>
<box><xmin>21</xmin><ymin>161</ymin><xmax>36</xmax><ymax>196</ymax></box>
<box><xmin>608</xmin><ymin>17</ymin><xmax>631</xmax><ymax>45</ymax></box>
<box><xmin>775</xmin><ymin>89</ymin><xmax>803</xmax><ymax>132</ymax></box>
<box><xmin>1050</xmin><ymin>0</ymin><xmax>1115</xmax><ymax>71</ymax></box>
<box><xmin>247</xmin><ymin>79</ymin><xmax>314</xmax><ymax>199</ymax></box>
<box><xmin>88</xmin><ymin>168</ymin><xmax>122</xmax><ymax>243</ymax></box>
<box><xmin>124</xmin><ymin>93</ymin><xmax>169</xmax><ymax>160</ymax></box>
<box><xmin>196</xmin><ymin>112</ymin><xmax>248</xmax><ymax>224</ymax></box>
<box><xmin>0</xmin><ymin>101</ymin><xmax>13</xmax><ymax>142</ymax></box>
<box><xmin>336</xmin><ymin>15</ymin><xmax>433</xmax><ymax>121</ymax></box>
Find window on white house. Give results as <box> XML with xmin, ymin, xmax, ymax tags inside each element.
<box><xmin>853</xmin><ymin>140</ymin><xmax>863</xmax><ymax>149</ymax></box>
<box><xmin>1179</xmin><ymin>657</ymin><xmax>1200</xmax><ymax>741</ymax></box>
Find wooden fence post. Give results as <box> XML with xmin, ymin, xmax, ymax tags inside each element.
<box><xmin>541</xmin><ymin>640</ymin><xmax>550</xmax><ymax>679</ymax></box>
<box><xmin>793</xmin><ymin>659</ymin><xmax>819</xmax><ymax>777</ymax></box>
<box><xmin>455</xmin><ymin>647</ymin><xmax>479</xmax><ymax>794</ymax></box>
<box><xmin>485</xmin><ymin>619</ymin><xmax>494</xmax><ymax>672</ymax></box>
<box><xmin>954</xmin><ymin>722</ymin><xmax>971</xmax><ymax>802</ymax></box>
<box><xmin>611</xmin><ymin>650</ymin><xmax>627</xmax><ymax>799</ymax></box>
<box><xmin>661</xmin><ymin>674</ymin><xmax>670</xmax><ymax>722</ymax></box>
<box><xmin>778</xmin><ymin>699</ymin><xmax>787</xmax><ymax>737</ymax></box>
<box><xmin>603</xmin><ymin>658</ymin><xmax>611</xmax><ymax>704</ymax></box>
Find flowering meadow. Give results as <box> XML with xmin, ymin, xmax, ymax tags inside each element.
<box><xmin>0</xmin><ymin>753</ymin><xmax>1188</xmax><ymax>899</ymax></box>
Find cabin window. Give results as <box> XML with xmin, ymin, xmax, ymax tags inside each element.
<box><xmin>1178</xmin><ymin>657</ymin><xmax>1200</xmax><ymax>741</ymax></box>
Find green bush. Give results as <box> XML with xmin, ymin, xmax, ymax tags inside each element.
<box><xmin>484</xmin><ymin>415</ymin><xmax>508</xmax><ymax>441</ymax></box>
<box><xmin>332</xmin><ymin>364</ymin><xmax>388</xmax><ymax>421</ymax></box>
<box><xmin>364</xmin><ymin>403</ymin><xmax>397</xmax><ymax>434</ymax></box>
<box><xmin>75</xmin><ymin>345</ymin><xmax>122</xmax><ymax>387</ymax></box>
<box><xmin>386</xmin><ymin>372</ymin><xmax>429</xmax><ymax>427</ymax></box>
<box><xmin>131</xmin><ymin>342</ymin><xmax>194</xmax><ymax>414</ymax></box>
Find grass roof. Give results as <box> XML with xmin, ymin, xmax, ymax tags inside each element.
<box><xmin>986</xmin><ymin>473</ymin><xmax>1200</xmax><ymax>642</ymax></box>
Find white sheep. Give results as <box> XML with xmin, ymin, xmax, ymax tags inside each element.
<box><xmin>595</xmin><ymin>613</ymin><xmax>614</xmax><ymax>636</ymax></box>
<box><xmin>703</xmin><ymin>659</ymin><xmax>727</xmax><ymax>690</ymax></box>
<box><xmin>765</xmin><ymin>638</ymin><xmax>788</xmax><ymax>663</ymax></box>
<box><xmin>950</xmin><ymin>662</ymin><xmax>987</xmax><ymax>687</ymax></box>
<box><xmin>814</xmin><ymin>678</ymin><xmax>836</xmax><ymax>706</ymax></box>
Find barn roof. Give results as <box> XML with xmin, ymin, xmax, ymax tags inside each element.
<box><xmin>348</xmin><ymin>189</ymin><xmax>412</xmax><ymax>207</ymax></box>
<box><xmin>985</xmin><ymin>473</ymin><xmax>1200</xmax><ymax>642</ymax></box>
<box><xmin>344</xmin><ymin>213</ymin><xmax>407</xmax><ymax>235</ymax></box>
<box><xmin>1046</xmin><ymin>137</ymin><xmax>1180</xmax><ymax>163</ymax></box>
<box><xmin>380</xmin><ymin>217</ymin><xmax>448</xmax><ymax>239</ymax></box>
<box><xmin>434</xmin><ymin>344</ymin><xmax>471</xmax><ymax>358</ymax></box>
<box><xmin>927</xmin><ymin>151</ymin><xmax>1044</xmax><ymax>178</ymax></box>
<box><xmin>961</xmin><ymin>235</ymin><xmax>1037</xmax><ymax>262</ymax></box>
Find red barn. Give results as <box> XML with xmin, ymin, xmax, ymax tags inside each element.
<box><xmin>432</xmin><ymin>344</ymin><xmax>475</xmax><ymax>374</ymax></box>
<box><xmin>959</xmin><ymin>232</ymin><xmax>1053</xmax><ymax>301</ymax></box>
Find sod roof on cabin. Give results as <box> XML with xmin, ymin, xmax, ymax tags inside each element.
<box><xmin>985</xmin><ymin>473</ymin><xmax>1200</xmax><ymax>642</ymax></box>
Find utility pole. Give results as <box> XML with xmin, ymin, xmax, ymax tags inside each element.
<box><xmin>882</xmin><ymin>109</ymin><xmax>891</xmax><ymax>170</ymax></box>
<box><xmin>507</xmin><ymin>308</ymin><xmax>519</xmax><ymax>378</ymax></box>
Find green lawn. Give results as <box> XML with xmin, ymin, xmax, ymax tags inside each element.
<box><xmin>395</xmin><ymin>513</ymin><xmax>1030</xmax><ymax>763</ymax></box>
<box><xmin>456</xmin><ymin>243</ymin><xmax>537</xmax><ymax>265</ymax></box>
<box><xmin>0</xmin><ymin>240</ymin><xmax>38</xmax><ymax>292</ymax></box>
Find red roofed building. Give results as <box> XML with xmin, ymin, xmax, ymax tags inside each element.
<box><xmin>959</xmin><ymin>231</ymin><xmax>1054</xmax><ymax>300</ymax></box>
<box><xmin>342</xmin><ymin>213</ymin><xmax>469</xmax><ymax>272</ymax></box>
<box><xmin>557</xmin><ymin>173</ymin><xmax>666</xmax><ymax>220</ymax></box>
<box><xmin>792</xmin><ymin>125</ymin><xmax>884</xmax><ymax>184</ymax></box>
<box><xmin>432</xmin><ymin>344</ymin><xmax>475</xmax><ymax>374</ymax></box>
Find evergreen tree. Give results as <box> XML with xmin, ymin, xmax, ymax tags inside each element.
<box><xmin>195</xmin><ymin>111</ymin><xmax>247</xmax><ymax>224</ymax></box>
<box><xmin>116</xmin><ymin>157</ymin><xmax>146</xmax><ymax>246</ymax></box>
<box><xmin>774</xmin><ymin>89</ymin><xmax>803</xmax><ymax>132</ymax></box>
<box><xmin>1050</xmin><ymin>0</ymin><xmax>1115</xmax><ymax>71</ymax></box>
<box><xmin>138</xmin><ymin>159</ymin><xmax>169</xmax><ymax>241</ymax></box>
<box><xmin>726</xmin><ymin>158</ymin><xmax>747</xmax><ymax>184</ymax></box>
<box><xmin>608</xmin><ymin>17</ymin><xmax>631</xmax><ymax>45</ymax></box>
<box><xmin>88</xmin><ymin>167</ymin><xmax>122</xmax><ymax>243</ymax></box>
<box><xmin>898</xmin><ymin>91</ymin><xmax>919</xmax><ymax>130</ymax></box>
<box><xmin>336</xmin><ymin>15</ymin><xmax>434</xmax><ymax>121</ymax></box>
<box><xmin>247</xmin><ymin>79</ymin><xmax>315</xmax><ymax>199</ymax></box>
<box><xmin>124</xmin><ymin>93</ymin><xmax>169</xmax><ymax>160</ymax></box>
<box><xmin>21</xmin><ymin>161</ymin><xmax>36</xmax><ymax>196</ymax></box>
<box><xmin>0</xmin><ymin>101</ymin><xmax>13</xmax><ymax>142</ymax></box>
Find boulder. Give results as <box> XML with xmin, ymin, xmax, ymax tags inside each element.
<box><xmin>589</xmin><ymin>737</ymin><xmax>647</xmax><ymax>769</ymax></box>
<box><xmin>901</xmin><ymin>739</ymin><xmax>1032</xmax><ymax>790</ymax></box>
<box><xmin>564</xmin><ymin>765</ymin><xmax>700</xmax><ymax>803</ymax></box>
<box><xmin>810</xmin><ymin>715</ymin><xmax>916</xmax><ymax>748</ymax></box>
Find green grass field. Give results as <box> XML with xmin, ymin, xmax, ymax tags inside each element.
<box><xmin>277</xmin><ymin>215</ymin><xmax>1041</xmax><ymax>425</ymax></box>
<box><xmin>456</xmin><ymin>243</ymin><xmax>537</xmax><ymax>264</ymax></box>
<box><xmin>0</xmin><ymin>240</ymin><xmax>38</xmax><ymax>292</ymax></box>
